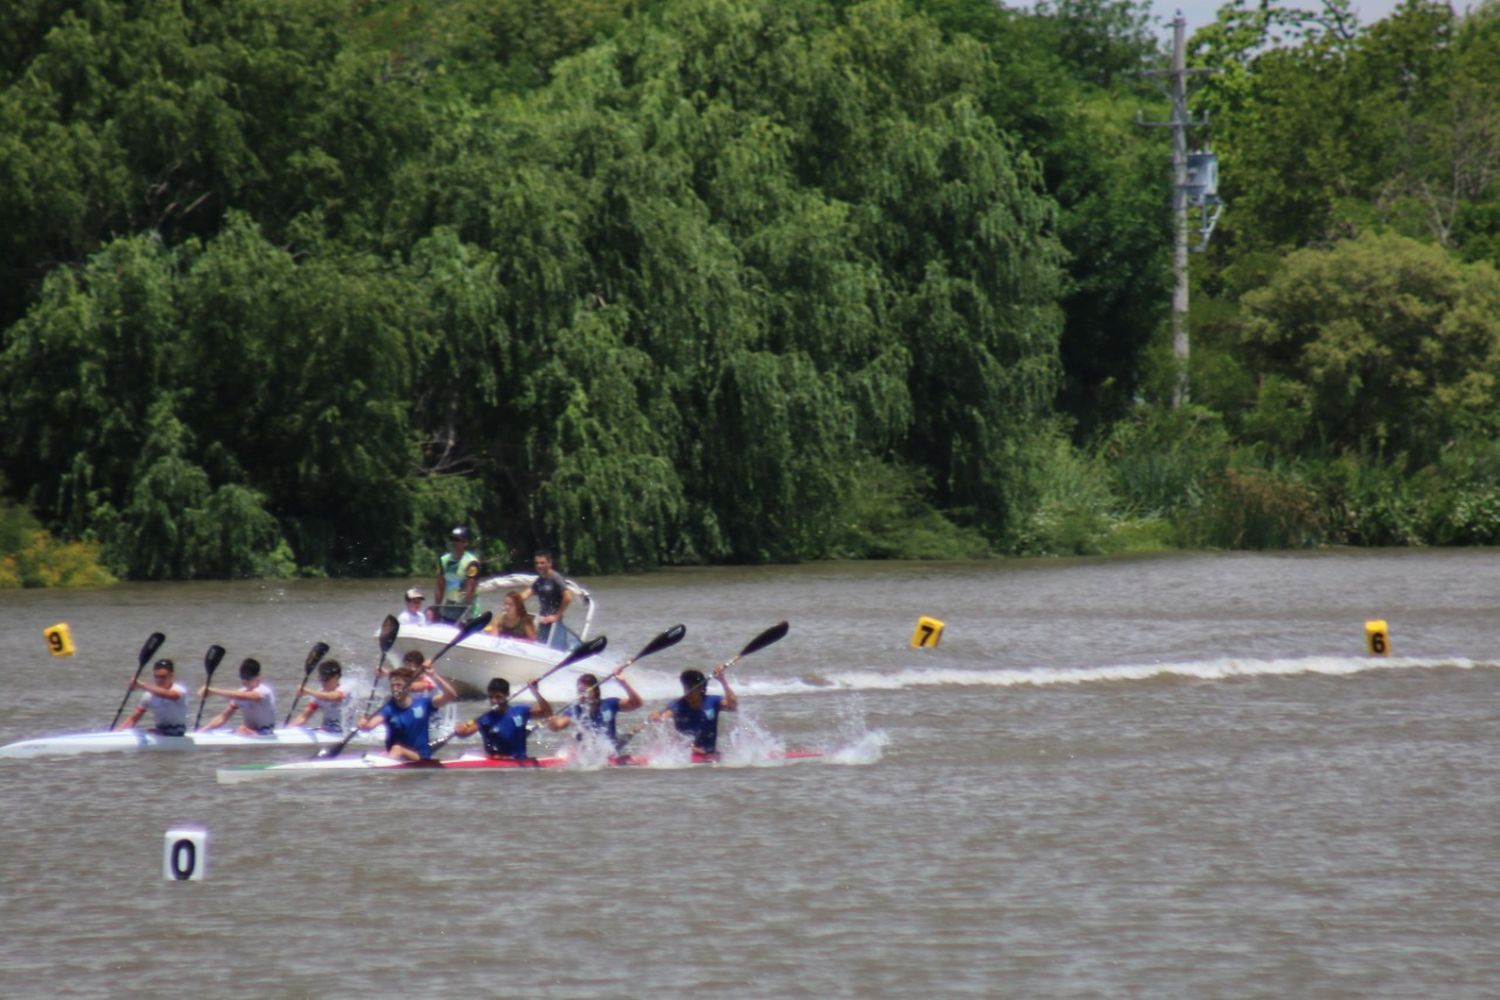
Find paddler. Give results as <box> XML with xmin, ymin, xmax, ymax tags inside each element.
<box><xmin>433</xmin><ymin>525</ymin><xmax>481</xmax><ymax>624</ymax></box>
<box><xmin>116</xmin><ymin>658</ymin><xmax>188</xmax><ymax>736</ymax></box>
<box><xmin>547</xmin><ymin>668</ymin><xmax>642</xmax><ymax>751</ymax></box>
<box><xmin>288</xmin><ymin>660</ymin><xmax>350</xmax><ymax>733</ymax></box>
<box><xmin>200</xmin><ymin>658</ymin><xmax>278</xmax><ymax>735</ymax></box>
<box><xmin>354</xmin><ymin>662</ymin><xmax>458</xmax><ymax>761</ymax></box>
<box><xmin>649</xmin><ymin>666</ymin><xmax>738</xmax><ymax>757</ymax></box>
<box><xmin>451</xmin><ymin>677</ymin><xmax>553</xmax><ymax>760</ymax></box>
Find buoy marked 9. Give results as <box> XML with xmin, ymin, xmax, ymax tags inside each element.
<box><xmin>45</xmin><ymin>623</ymin><xmax>76</xmax><ymax>657</ymax></box>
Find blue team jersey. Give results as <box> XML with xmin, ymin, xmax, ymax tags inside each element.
<box><xmin>475</xmin><ymin>704</ymin><xmax>534</xmax><ymax>759</ymax></box>
<box><xmin>564</xmin><ymin>697</ymin><xmax>622</xmax><ymax>745</ymax></box>
<box><xmin>378</xmin><ymin>694</ymin><xmax>439</xmax><ymax>759</ymax></box>
<box><xmin>668</xmin><ymin>694</ymin><xmax>725</xmax><ymax>753</ymax></box>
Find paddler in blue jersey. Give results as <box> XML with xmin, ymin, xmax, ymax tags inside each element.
<box><xmin>650</xmin><ymin>666</ymin><xmax>738</xmax><ymax>757</ymax></box>
<box><xmin>450</xmin><ymin>677</ymin><xmax>553</xmax><ymax>760</ymax></box>
<box><xmin>547</xmin><ymin>668</ymin><xmax>643</xmax><ymax>751</ymax></box>
<box><xmin>433</xmin><ymin>525</ymin><xmax>481</xmax><ymax>623</ymax></box>
<box><xmin>354</xmin><ymin>662</ymin><xmax>457</xmax><ymax>761</ymax></box>
<box><xmin>200</xmin><ymin>659</ymin><xmax>278</xmax><ymax>735</ymax></box>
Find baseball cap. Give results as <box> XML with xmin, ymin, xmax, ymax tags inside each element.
<box><xmin>405</xmin><ymin>588</ymin><xmax>423</xmax><ymax>600</ymax></box>
<box><xmin>450</xmin><ymin>525</ymin><xmax>471</xmax><ymax>541</ymax></box>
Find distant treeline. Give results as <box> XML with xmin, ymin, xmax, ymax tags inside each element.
<box><xmin>1</xmin><ymin>0</ymin><xmax>1497</xmax><ymax>584</ymax></box>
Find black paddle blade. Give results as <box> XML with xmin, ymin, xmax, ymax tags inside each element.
<box><xmin>635</xmin><ymin>624</ymin><xmax>687</xmax><ymax>661</ymax></box>
<box><xmin>305</xmin><ymin>641</ymin><xmax>330</xmax><ymax>670</ymax></box>
<box><xmin>738</xmin><ymin>621</ymin><xmax>789</xmax><ymax>659</ymax></box>
<box><xmin>139</xmin><ymin>632</ymin><xmax>166</xmax><ymax>667</ymax></box>
<box><xmin>556</xmin><ymin>634</ymin><xmax>608</xmax><ymax>670</ymax></box>
<box><xmin>379</xmin><ymin>615</ymin><xmax>399</xmax><ymax>653</ymax></box>
<box><xmin>204</xmin><ymin>645</ymin><xmax>226</xmax><ymax>674</ymax></box>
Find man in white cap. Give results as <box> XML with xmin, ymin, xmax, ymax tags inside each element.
<box><xmin>398</xmin><ymin>587</ymin><xmax>426</xmax><ymax>626</ymax></box>
<box><xmin>434</xmin><ymin>525</ymin><xmax>480</xmax><ymax>623</ymax></box>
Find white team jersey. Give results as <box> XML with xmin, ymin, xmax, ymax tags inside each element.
<box><xmin>140</xmin><ymin>682</ymin><xmax>189</xmax><ymax>730</ymax></box>
<box><xmin>238</xmin><ymin>683</ymin><xmax>277</xmax><ymax>731</ymax></box>
<box><xmin>312</xmin><ymin>684</ymin><xmax>351</xmax><ymax>732</ymax></box>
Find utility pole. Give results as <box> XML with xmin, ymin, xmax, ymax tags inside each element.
<box><xmin>1138</xmin><ymin>13</ymin><xmax>1222</xmax><ymax>408</ymax></box>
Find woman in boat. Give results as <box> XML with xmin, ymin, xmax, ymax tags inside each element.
<box><xmin>486</xmin><ymin>590</ymin><xmax>537</xmax><ymax>642</ymax></box>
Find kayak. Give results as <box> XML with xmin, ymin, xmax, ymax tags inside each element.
<box><xmin>0</xmin><ymin>727</ymin><xmax>384</xmax><ymax>759</ymax></box>
<box><xmin>217</xmin><ymin>748</ymin><xmax>824</xmax><ymax>783</ymax></box>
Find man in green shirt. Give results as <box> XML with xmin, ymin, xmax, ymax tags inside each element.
<box><xmin>434</xmin><ymin>525</ymin><xmax>481</xmax><ymax>623</ymax></box>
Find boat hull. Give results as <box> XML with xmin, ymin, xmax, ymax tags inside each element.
<box><xmin>0</xmin><ymin>727</ymin><xmax>383</xmax><ymax>759</ymax></box>
<box><xmin>218</xmin><ymin>749</ymin><xmax>824</xmax><ymax>783</ymax></box>
<box><xmin>393</xmin><ymin>622</ymin><xmax>601</xmax><ymax>699</ymax></box>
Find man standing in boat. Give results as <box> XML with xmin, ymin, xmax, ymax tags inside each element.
<box><xmin>650</xmin><ymin>666</ymin><xmax>738</xmax><ymax>757</ymax></box>
<box><xmin>522</xmin><ymin>549</ymin><xmax>572</xmax><ymax>648</ymax></box>
<box><xmin>451</xmin><ymin>677</ymin><xmax>554</xmax><ymax>760</ymax></box>
<box><xmin>116</xmin><ymin>658</ymin><xmax>188</xmax><ymax>736</ymax></box>
<box><xmin>200</xmin><ymin>659</ymin><xmax>278</xmax><ymax>735</ymax></box>
<box><xmin>355</xmin><ymin>661</ymin><xmax>458</xmax><ymax>761</ymax></box>
<box><xmin>434</xmin><ymin>525</ymin><xmax>481</xmax><ymax>624</ymax></box>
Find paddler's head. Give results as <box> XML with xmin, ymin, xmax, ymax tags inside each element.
<box><xmin>486</xmin><ymin>677</ymin><xmax>510</xmax><ymax>709</ymax></box>
<box><xmin>388</xmin><ymin>665</ymin><xmax>419</xmax><ymax>703</ymax></box>
<box><xmin>318</xmin><ymin>660</ymin><xmax>342</xmax><ymax>688</ymax></box>
<box><xmin>238</xmin><ymin>658</ymin><xmax>261</xmax><ymax>687</ymax></box>
<box><xmin>152</xmin><ymin>659</ymin><xmax>175</xmax><ymax>685</ymax></box>
<box><xmin>576</xmin><ymin>673</ymin><xmax>600</xmax><ymax>706</ymax></box>
<box><xmin>679</xmin><ymin>669</ymin><xmax>707</xmax><ymax>707</ymax></box>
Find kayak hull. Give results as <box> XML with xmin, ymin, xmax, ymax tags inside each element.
<box><xmin>218</xmin><ymin>748</ymin><xmax>824</xmax><ymax>783</ymax></box>
<box><xmin>0</xmin><ymin>727</ymin><xmax>383</xmax><ymax>759</ymax></box>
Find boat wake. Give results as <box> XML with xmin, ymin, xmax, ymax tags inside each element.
<box><xmin>731</xmin><ymin>654</ymin><xmax>1497</xmax><ymax>696</ymax></box>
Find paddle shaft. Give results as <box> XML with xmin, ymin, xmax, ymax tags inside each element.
<box><xmin>428</xmin><ymin>632</ymin><xmax>612</xmax><ymax>755</ymax></box>
<box><xmin>191</xmin><ymin>645</ymin><xmax>227</xmax><ymax>731</ymax></box>
<box><xmin>361</xmin><ymin>616</ymin><xmax>402</xmax><ymax>717</ymax></box>
<box><xmin>283</xmin><ymin>642</ymin><xmax>332</xmax><ymax>726</ymax></box>
<box><xmin>321</xmin><ymin>612</ymin><xmax>491</xmax><ymax>759</ymax></box>
<box><xmin>109</xmin><ymin>632</ymin><xmax>166</xmax><ymax>729</ymax></box>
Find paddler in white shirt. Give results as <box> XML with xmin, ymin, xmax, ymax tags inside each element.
<box><xmin>115</xmin><ymin>658</ymin><xmax>189</xmax><ymax>737</ymax></box>
<box><xmin>200</xmin><ymin>658</ymin><xmax>278</xmax><ymax>735</ymax></box>
<box><xmin>288</xmin><ymin>660</ymin><xmax>350</xmax><ymax>734</ymax></box>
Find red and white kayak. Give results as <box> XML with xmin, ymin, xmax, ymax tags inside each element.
<box><xmin>217</xmin><ymin>748</ymin><xmax>824</xmax><ymax>784</ymax></box>
<box><xmin>0</xmin><ymin>727</ymin><xmax>385</xmax><ymax>759</ymax></box>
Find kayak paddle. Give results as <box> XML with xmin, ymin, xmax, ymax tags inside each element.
<box><xmin>542</xmin><ymin>624</ymin><xmax>689</xmax><ymax>738</ymax></box>
<box><xmin>428</xmin><ymin>632</ymin><xmax>612</xmax><ymax>755</ymax></box>
<box><xmin>283</xmin><ymin>641</ymin><xmax>332</xmax><ymax>726</ymax></box>
<box><xmin>109</xmin><ymin>632</ymin><xmax>166</xmax><ymax>729</ymax></box>
<box><xmin>623</xmin><ymin>621</ymin><xmax>787</xmax><ymax>749</ymax></box>
<box><xmin>192</xmin><ymin>644</ymin><xmax>227</xmax><ymax>731</ymax></box>
<box><xmin>360</xmin><ymin>616</ymin><xmax>402</xmax><ymax>718</ymax></box>
<box><xmin>319</xmin><ymin>611</ymin><xmax>492</xmax><ymax>759</ymax></box>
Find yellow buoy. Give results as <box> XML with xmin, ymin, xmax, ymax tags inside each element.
<box><xmin>44</xmin><ymin>623</ymin><xmax>76</xmax><ymax>657</ymax></box>
<box><xmin>911</xmin><ymin>616</ymin><xmax>945</xmax><ymax>649</ymax></box>
<box><xmin>1364</xmin><ymin>619</ymin><xmax>1390</xmax><ymax>657</ymax></box>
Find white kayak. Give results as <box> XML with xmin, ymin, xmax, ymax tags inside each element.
<box><xmin>218</xmin><ymin>748</ymin><xmax>827</xmax><ymax>784</ymax></box>
<box><xmin>0</xmin><ymin>726</ymin><xmax>385</xmax><ymax>759</ymax></box>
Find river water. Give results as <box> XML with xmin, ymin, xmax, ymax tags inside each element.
<box><xmin>2</xmin><ymin>551</ymin><xmax>1498</xmax><ymax>998</ymax></box>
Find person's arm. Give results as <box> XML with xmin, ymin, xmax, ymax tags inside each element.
<box><xmin>614</xmin><ymin>672</ymin><xmax>644</xmax><ymax>713</ymax></box>
<box><xmin>522</xmin><ymin>617</ymin><xmax>537</xmax><ymax>641</ymax></box>
<box><xmin>649</xmin><ymin>702</ymin><xmax>677</xmax><ymax>723</ymax></box>
<box><xmin>356</xmin><ymin>706</ymin><xmax>388</xmax><ymax>731</ymax></box>
<box><xmin>546</xmin><ymin>710</ymin><xmax>572</xmax><ymax>731</ymax></box>
<box><xmin>133</xmin><ymin>678</ymin><xmax>181</xmax><ymax>700</ymax></box>
<box><xmin>714</xmin><ymin>666</ymin><xmax>737</xmax><ymax>712</ymax></box>
<box><xmin>428</xmin><ymin>667</ymin><xmax>459</xmax><ymax>708</ymax></box>
<box><xmin>461</xmin><ymin>564</ymin><xmax>479</xmax><ymax>611</ymax></box>
<box><xmin>527</xmin><ymin>681</ymin><xmax>553</xmax><ymax>721</ymax></box>
<box><xmin>200</xmin><ymin>703</ymin><xmax>236</xmax><ymax>731</ymax></box>
<box><xmin>434</xmin><ymin>560</ymin><xmax>447</xmax><ymax>607</ymax></box>
<box><xmin>117</xmin><ymin>705</ymin><xmax>147</xmax><ymax>731</ymax></box>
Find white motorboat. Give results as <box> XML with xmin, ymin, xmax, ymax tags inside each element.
<box><xmin>393</xmin><ymin>572</ymin><xmax>601</xmax><ymax>698</ymax></box>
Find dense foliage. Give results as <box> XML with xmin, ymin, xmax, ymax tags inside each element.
<box><xmin>2</xmin><ymin>0</ymin><xmax>1498</xmax><ymax>584</ymax></box>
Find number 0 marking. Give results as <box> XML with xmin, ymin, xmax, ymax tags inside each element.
<box><xmin>170</xmin><ymin>840</ymin><xmax>197</xmax><ymax>880</ymax></box>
